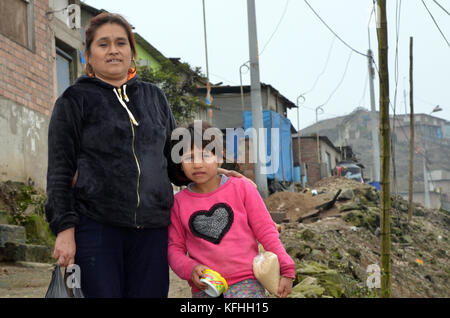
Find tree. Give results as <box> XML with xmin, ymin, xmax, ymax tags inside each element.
<box><xmin>138</xmin><ymin>60</ymin><xmax>209</xmax><ymax>125</ymax></box>
<box><xmin>408</xmin><ymin>37</ymin><xmax>414</xmax><ymax>223</ymax></box>
<box><xmin>377</xmin><ymin>0</ymin><xmax>392</xmax><ymax>298</ymax></box>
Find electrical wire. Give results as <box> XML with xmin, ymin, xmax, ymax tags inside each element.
<box><xmin>421</xmin><ymin>0</ymin><xmax>450</xmax><ymax>48</ymax></box>
<box><xmin>303</xmin><ymin>0</ymin><xmax>369</xmax><ymax>58</ymax></box>
<box><xmin>300</xmin><ymin>37</ymin><xmax>336</xmax><ymax>96</ymax></box>
<box><xmin>432</xmin><ymin>0</ymin><xmax>450</xmax><ymax>16</ymax></box>
<box><xmin>259</xmin><ymin>0</ymin><xmax>290</xmax><ymax>56</ymax></box>
<box><xmin>320</xmin><ymin>50</ymin><xmax>353</xmax><ymax>108</ymax></box>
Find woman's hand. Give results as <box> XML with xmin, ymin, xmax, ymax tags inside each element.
<box><xmin>191</xmin><ymin>264</ymin><xmax>209</xmax><ymax>290</ymax></box>
<box><xmin>217</xmin><ymin>168</ymin><xmax>257</xmax><ymax>188</ymax></box>
<box><xmin>53</xmin><ymin>227</ymin><xmax>76</xmax><ymax>267</ymax></box>
<box><xmin>276</xmin><ymin>276</ymin><xmax>293</xmax><ymax>298</ymax></box>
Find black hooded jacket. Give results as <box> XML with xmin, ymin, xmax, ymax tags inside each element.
<box><xmin>45</xmin><ymin>75</ymin><xmax>187</xmax><ymax>235</ymax></box>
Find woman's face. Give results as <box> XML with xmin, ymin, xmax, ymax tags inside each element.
<box><xmin>87</xmin><ymin>22</ymin><xmax>132</xmax><ymax>86</ymax></box>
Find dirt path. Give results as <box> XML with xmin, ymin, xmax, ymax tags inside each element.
<box><xmin>0</xmin><ymin>262</ymin><xmax>191</xmax><ymax>298</ymax></box>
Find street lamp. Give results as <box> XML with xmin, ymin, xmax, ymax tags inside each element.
<box><xmin>430</xmin><ymin>105</ymin><xmax>442</xmax><ymax>114</ymax></box>
<box><xmin>239</xmin><ymin>61</ymin><xmax>250</xmax><ymax>113</ymax></box>
<box><xmin>315</xmin><ymin>105</ymin><xmax>324</xmax><ymax>164</ymax></box>
<box><xmin>296</xmin><ymin>94</ymin><xmax>305</xmax><ymax>186</ymax></box>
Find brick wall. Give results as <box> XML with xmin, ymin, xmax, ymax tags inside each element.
<box><xmin>0</xmin><ymin>0</ymin><xmax>54</xmax><ymax>117</ymax></box>
<box><xmin>292</xmin><ymin>136</ymin><xmax>321</xmax><ymax>186</ymax></box>
<box><xmin>0</xmin><ymin>0</ymin><xmax>54</xmax><ymax>189</ymax></box>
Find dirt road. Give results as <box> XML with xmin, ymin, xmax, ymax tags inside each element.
<box><xmin>0</xmin><ymin>261</ymin><xmax>191</xmax><ymax>298</ymax></box>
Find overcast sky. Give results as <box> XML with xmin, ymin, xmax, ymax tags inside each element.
<box><xmin>82</xmin><ymin>0</ymin><xmax>450</xmax><ymax>130</ymax></box>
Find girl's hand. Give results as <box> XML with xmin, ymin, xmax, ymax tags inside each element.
<box><xmin>217</xmin><ymin>168</ymin><xmax>257</xmax><ymax>188</ymax></box>
<box><xmin>277</xmin><ymin>276</ymin><xmax>293</xmax><ymax>298</ymax></box>
<box><xmin>191</xmin><ymin>264</ymin><xmax>209</xmax><ymax>290</ymax></box>
<box><xmin>53</xmin><ymin>227</ymin><xmax>76</xmax><ymax>267</ymax></box>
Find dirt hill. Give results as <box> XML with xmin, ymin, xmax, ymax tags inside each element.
<box><xmin>264</xmin><ymin>177</ymin><xmax>449</xmax><ymax>298</ymax></box>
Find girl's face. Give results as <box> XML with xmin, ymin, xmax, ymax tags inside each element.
<box><xmin>181</xmin><ymin>147</ymin><xmax>220</xmax><ymax>185</ymax></box>
<box><xmin>87</xmin><ymin>23</ymin><xmax>132</xmax><ymax>86</ymax></box>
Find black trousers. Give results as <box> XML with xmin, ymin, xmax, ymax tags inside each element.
<box><xmin>74</xmin><ymin>214</ymin><xmax>169</xmax><ymax>298</ymax></box>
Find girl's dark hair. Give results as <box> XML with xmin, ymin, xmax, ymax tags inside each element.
<box><xmin>171</xmin><ymin>121</ymin><xmax>224</xmax><ymax>180</ymax></box>
<box><xmin>183</xmin><ymin>121</ymin><xmax>222</xmax><ymax>155</ymax></box>
<box><xmin>84</xmin><ymin>12</ymin><xmax>136</xmax><ymax>74</ymax></box>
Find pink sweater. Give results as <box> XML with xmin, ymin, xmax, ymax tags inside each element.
<box><xmin>168</xmin><ymin>176</ymin><xmax>295</xmax><ymax>293</ymax></box>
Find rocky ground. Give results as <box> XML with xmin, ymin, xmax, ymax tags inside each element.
<box><xmin>0</xmin><ymin>178</ymin><xmax>449</xmax><ymax>298</ymax></box>
<box><xmin>265</xmin><ymin>177</ymin><xmax>449</xmax><ymax>298</ymax></box>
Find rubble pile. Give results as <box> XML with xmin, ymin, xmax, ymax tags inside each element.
<box><xmin>265</xmin><ymin>177</ymin><xmax>449</xmax><ymax>298</ymax></box>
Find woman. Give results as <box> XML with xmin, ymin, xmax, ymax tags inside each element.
<box><xmin>45</xmin><ymin>12</ymin><xmax>224</xmax><ymax>298</ymax></box>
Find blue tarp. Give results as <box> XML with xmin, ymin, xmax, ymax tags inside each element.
<box><xmin>242</xmin><ymin>111</ymin><xmax>294</xmax><ymax>181</ymax></box>
<box><xmin>294</xmin><ymin>166</ymin><xmax>301</xmax><ymax>183</ymax></box>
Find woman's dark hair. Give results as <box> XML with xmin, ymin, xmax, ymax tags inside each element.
<box><xmin>84</xmin><ymin>12</ymin><xmax>136</xmax><ymax>74</ymax></box>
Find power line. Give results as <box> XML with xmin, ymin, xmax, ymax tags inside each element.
<box><xmin>300</xmin><ymin>37</ymin><xmax>336</xmax><ymax>96</ymax></box>
<box><xmin>421</xmin><ymin>0</ymin><xmax>450</xmax><ymax>48</ymax></box>
<box><xmin>320</xmin><ymin>50</ymin><xmax>353</xmax><ymax>107</ymax></box>
<box><xmin>432</xmin><ymin>0</ymin><xmax>450</xmax><ymax>16</ymax></box>
<box><xmin>303</xmin><ymin>0</ymin><xmax>369</xmax><ymax>58</ymax></box>
<box><xmin>259</xmin><ymin>0</ymin><xmax>290</xmax><ymax>56</ymax></box>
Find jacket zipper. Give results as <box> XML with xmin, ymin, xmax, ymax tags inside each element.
<box><xmin>130</xmin><ymin>119</ymin><xmax>141</xmax><ymax>228</ymax></box>
<box><xmin>117</xmin><ymin>87</ymin><xmax>141</xmax><ymax>228</ymax></box>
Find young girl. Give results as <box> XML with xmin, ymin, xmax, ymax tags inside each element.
<box><xmin>168</xmin><ymin>121</ymin><xmax>295</xmax><ymax>298</ymax></box>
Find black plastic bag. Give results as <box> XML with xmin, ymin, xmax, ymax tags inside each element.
<box><xmin>45</xmin><ymin>264</ymin><xmax>85</xmax><ymax>298</ymax></box>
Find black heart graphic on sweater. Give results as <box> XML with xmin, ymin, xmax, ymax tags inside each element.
<box><xmin>189</xmin><ymin>203</ymin><xmax>234</xmax><ymax>244</ymax></box>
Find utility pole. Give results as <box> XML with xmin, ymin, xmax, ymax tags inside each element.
<box><xmin>296</xmin><ymin>95</ymin><xmax>305</xmax><ymax>187</ymax></box>
<box><xmin>377</xmin><ymin>0</ymin><xmax>391</xmax><ymax>298</ymax></box>
<box><xmin>423</xmin><ymin>153</ymin><xmax>430</xmax><ymax>208</ymax></box>
<box><xmin>408</xmin><ymin>37</ymin><xmax>414</xmax><ymax>223</ymax></box>
<box><xmin>315</xmin><ymin>105</ymin><xmax>324</xmax><ymax>164</ymax></box>
<box><xmin>367</xmin><ymin>49</ymin><xmax>380</xmax><ymax>183</ymax></box>
<box><xmin>247</xmin><ymin>0</ymin><xmax>268</xmax><ymax>198</ymax></box>
<box><xmin>202</xmin><ymin>0</ymin><xmax>213</xmax><ymax>124</ymax></box>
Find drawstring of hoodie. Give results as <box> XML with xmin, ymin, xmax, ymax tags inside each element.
<box><xmin>113</xmin><ymin>85</ymin><xmax>138</xmax><ymax>126</ymax></box>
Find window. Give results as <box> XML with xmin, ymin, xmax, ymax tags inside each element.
<box><xmin>56</xmin><ymin>48</ymin><xmax>71</xmax><ymax>96</ymax></box>
<box><xmin>0</xmin><ymin>0</ymin><xmax>34</xmax><ymax>50</ymax></box>
<box><xmin>55</xmin><ymin>40</ymin><xmax>76</xmax><ymax>96</ymax></box>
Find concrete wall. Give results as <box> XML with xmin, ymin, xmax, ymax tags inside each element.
<box><xmin>207</xmin><ymin>90</ymin><xmax>290</xmax><ymax>130</ymax></box>
<box><xmin>0</xmin><ymin>96</ymin><xmax>49</xmax><ymax>187</ymax></box>
<box><xmin>320</xmin><ymin>140</ymin><xmax>342</xmax><ymax>177</ymax></box>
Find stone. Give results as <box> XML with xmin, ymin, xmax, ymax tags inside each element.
<box><xmin>0</xmin><ymin>242</ymin><xmax>52</xmax><ymax>263</ymax></box>
<box><xmin>338</xmin><ymin>189</ymin><xmax>354</xmax><ymax>201</ymax></box>
<box><xmin>347</xmin><ymin>248</ymin><xmax>361</xmax><ymax>259</ymax></box>
<box><xmin>365</xmin><ymin>188</ymin><xmax>379</xmax><ymax>202</ymax></box>
<box><xmin>339</xmin><ymin>202</ymin><xmax>361</xmax><ymax>212</ymax></box>
<box><xmin>0</xmin><ymin>224</ymin><xmax>26</xmax><ymax>247</ymax></box>
<box><xmin>269</xmin><ymin>211</ymin><xmax>287</xmax><ymax>224</ymax></box>
<box><xmin>23</xmin><ymin>204</ymin><xmax>37</xmax><ymax>216</ymax></box>
<box><xmin>401</xmin><ymin>235</ymin><xmax>413</xmax><ymax>244</ymax></box>
<box><xmin>300</xmin><ymin>229</ymin><xmax>315</xmax><ymax>241</ymax></box>
<box><xmin>0</xmin><ymin>210</ymin><xmax>9</xmax><ymax>224</ymax></box>
<box><xmin>291</xmin><ymin>276</ymin><xmax>325</xmax><ymax>298</ymax></box>
<box><xmin>23</xmin><ymin>214</ymin><xmax>55</xmax><ymax>246</ymax></box>
<box><xmin>296</xmin><ymin>261</ymin><xmax>345</xmax><ymax>298</ymax></box>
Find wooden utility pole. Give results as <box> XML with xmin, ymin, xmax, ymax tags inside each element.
<box><xmin>408</xmin><ymin>37</ymin><xmax>414</xmax><ymax>223</ymax></box>
<box><xmin>377</xmin><ymin>0</ymin><xmax>391</xmax><ymax>298</ymax></box>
